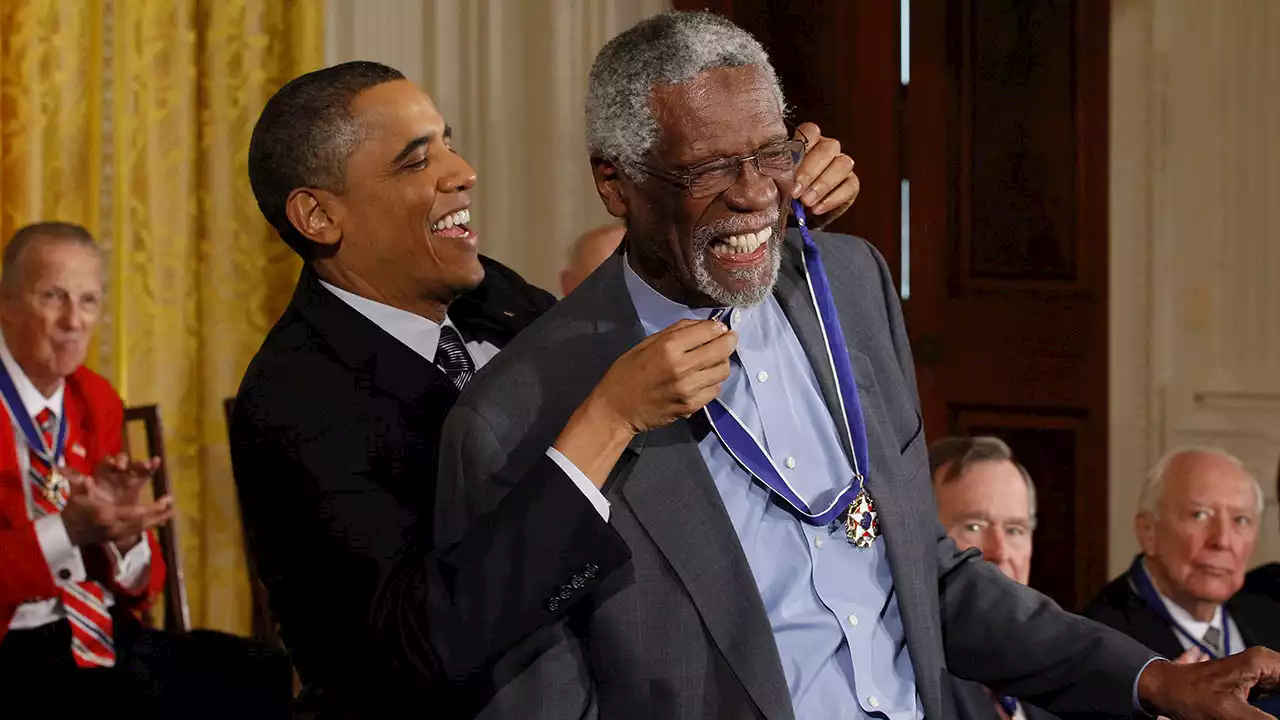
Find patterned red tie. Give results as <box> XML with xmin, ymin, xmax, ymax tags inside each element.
<box><xmin>28</xmin><ymin>407</ymin><xmax>116</xmax><ymax>667</ymax></box>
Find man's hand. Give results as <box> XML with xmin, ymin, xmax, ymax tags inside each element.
<box><xmin>91</xmin><ymin>453</ymin><xmax>164</xmax><ymax>551</ymax></box>
<box><xmin>792</xmin><ymin>121</ymin><xmax>859</xmax><ymax>230</ymax></box>
<box><xmin>61</xmin><ymin>467</ymin><xmax>174</xmax><ymax>548</ymax></box>
<box><xmin>554</xmin><ymin>319</ymin><xmax>736</xmax><ymax>487</ymax></box>
<box><xmin>1139</xmin><ymin>648</ymin><xmax>1280</xmax><ymax>720</ymax></box>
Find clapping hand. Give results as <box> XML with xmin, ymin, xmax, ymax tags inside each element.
<box><xmin>60</xmin><ymin>456</ymin><xmax>174</xmax><ymax>550</ymax></box>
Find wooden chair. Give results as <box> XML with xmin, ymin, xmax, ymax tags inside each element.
<box><xmin>224</xmin><ymin>396</ymin><xmax>283</xmax><ymax>649</ymax></box>
<box><xmin>122</xmin><ymin>404</ymin><xmax>191</xmax><ymax>632</ymax></box>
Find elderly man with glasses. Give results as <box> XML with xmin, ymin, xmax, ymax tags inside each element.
<box><xmin>437</xmin><ymin>11</ymin><xmax>1280</xmax><ymax>720</ymax></box>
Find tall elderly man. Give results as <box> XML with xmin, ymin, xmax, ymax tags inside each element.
<box><xmin>438</xmin><ymin>11</ymin><xmax>1280</xmax><ymax>720</ymax></box>
<box><xmin>233</xmin><ymin>59</ymin><xmax>858</xmax><ymax>717</ymax></box>
<box><xmin>1084</xmin><ymin>448</ymin><xmax>1280</xmax><ymax>660</ymax></box>
<box><xmin>929</xmin><ymin>437</ymin><xmax>1055</xmax><ymax>720</ymax></box>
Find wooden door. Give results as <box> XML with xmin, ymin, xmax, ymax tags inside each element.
<box><xmin>674</xmin><ymin>0</ymin><xmax>1110</xmax><ymax>611</ymax></box>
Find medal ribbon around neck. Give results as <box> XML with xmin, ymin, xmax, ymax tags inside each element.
<box><xmin>1130</xmin><ymin>560</ymin><xmax>1231</xmax><ymax>659</ymax></box>
<box><xmin>702</xmin><ymin>200</ymin><xmax>873</xmax><ymax>528</ymax></box>
<box><xmin>0</xmin><ymin>361</ymin><xmax>67</xmax><ymax>469</ymax></box>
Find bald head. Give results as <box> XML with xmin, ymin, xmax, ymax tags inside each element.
<box><xmin>561</xmin><ymin>224</ymin><xmax>624</xmax><ymax>296</ymax></box>
<box><xmin>1136</xmin><ymin>447</ymin><xmax>1263</xmax><ymax>619</ymax></box>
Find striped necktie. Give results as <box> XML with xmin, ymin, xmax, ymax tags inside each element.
<box><xmin>436</xmin><ymin>325</ymin><xmax>475</xmax><ymax>391</ymax></box>
<box><xmin>28</xmin><ymin>407</ymin><xmax>116</xmax><ymax>668</ymax></box>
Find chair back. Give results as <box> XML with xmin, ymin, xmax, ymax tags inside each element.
<box><xmin>123</xmin><ymin>403</ymin><xmax>191</xmax><ymax>632</ymax></box>
<box><xmin>224</xmin><ymin>396</ymin><xmax>282</xmax><ymax>648</ymax></box>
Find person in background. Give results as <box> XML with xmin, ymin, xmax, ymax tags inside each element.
<box><xmin>929</xmin><ymin>436</ymin><xmax>1056</xmax><ymax>720</ymax></box>
<box><xmin>561</xmin><ymin>223</ymin><xmax>624</xmax><ymax>296</ymax></box>
<box><xmin>1084</xmin><ymin>448</ymin><xmax>1280</xmax><ymax>663</ymax></box>
<box><xmin>0</xmin><ymin>223</ymin><xmax>289</xmax><ymax>718</ymax></box>
<box><xmin>437</xmin><ymin>11</ymin><xmax>1280</xmax><ymax>720</ymax></box>
<box><xmin>233</xmin><ymin>60</ymin><xmax>859</xmax><ymax>717</ymax></box>
<box><xmin>1242</xmin><ymin>457</ymin><xmax>1279</xmax><ymax>600</ymax></box>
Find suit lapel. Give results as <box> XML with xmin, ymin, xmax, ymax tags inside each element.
<box><xmin>581</xmin><ymin>258</ymin><xmax>791</xmax><ymax>719</ymax></box>
<box><xmin>620</xmin><ymin>423</ymin><xmax>792</xmax><ymax>720</ymax></box>
<box><xmin>292</xmin><ymin>267</ymin><xmax>458</xmax><ymax>412</ymax></box>
<box><xmin>771</xmin><ymin>230</ymin><xmax>855</xmax><ymax>463</ymax></box>
<box><xmin>773</xmin><ymin>229</ymin><xmax>946</xmax><ymax>712</ymax></box>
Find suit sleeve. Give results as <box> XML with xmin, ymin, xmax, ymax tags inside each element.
<box><xmin>233</xmin><ymin>394</ymin><xmax>625</xmax><ymax>715</ymax></box>
<box><xmin>867</xmin><ymin>244</ymin><xmax>1155</xmax><ymax>718</ymax></box>
<box><xmin>420</xmin><ymin>404</ymin><xmax>627</xmax><ymax>678</ymax></box>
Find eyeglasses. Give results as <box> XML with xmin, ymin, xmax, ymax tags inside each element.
<box><xmin>634</xmin><ymin>128</ymin><xmax>809</xmax><ymax>199</ymax></box>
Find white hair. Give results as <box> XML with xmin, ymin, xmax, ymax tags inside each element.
<box><xmin>1138</xmin><ymin>446</ymin><xmax>1265</xmax><ymax>517</ymax></box>
<box><xmin>585</xmin><ymin>11</ymin><xmax>787</xmax><ymax>178</ymax></box>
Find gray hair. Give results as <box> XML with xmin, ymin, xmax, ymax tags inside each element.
<box><xmin>585</xmin><ymin>11</ymin><xmax>786</xmax><ymax>177</ymax></box>
<box><xmin>1139</xmin><ymin>446</ymin><xmax>1265</xmax><ymax>517</ymax></box>
<box><xmin>1</xmin><ymin>222</ymin><xmax>100</xmax><ymax>295</ymax></box>
<box><xmin>928</xmin><ymin>436</ymin><xmax>1038</xmax><ymax>529</ymax></box>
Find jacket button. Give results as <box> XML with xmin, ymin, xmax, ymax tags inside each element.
<box><xmin>558</xmin><ymin>585</ymin><xmax>572</xmax><ymax>600</ymax></box>
<box><xmin>546</xmin><ymin>597</ymin><xmax>561</xmax><ymax>612</ymax></box>
<box><xmin>584</xmin><ymin>564</ymin><xmax>598</xmax><ymax>579</ymax></box>
<box><xmin>570</xmin><ymin>574</ymin><xmax>585</xmax><ymax>589</ymax></box>
<box><xmin>58</xmin><ymin>568</ymin><xmax>72</xmax><ymax>581</ymax></box>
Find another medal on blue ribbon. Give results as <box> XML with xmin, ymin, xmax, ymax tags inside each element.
<box><xmin>702</xmin><ymin>200</ymin><xmax>880</xmax><ymax>548</ymax></box>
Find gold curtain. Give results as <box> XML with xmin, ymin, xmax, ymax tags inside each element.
<box><xmin>0</xmin><ymin>0</ymin><xmax>322</xmax><ymax>634</ymax></box>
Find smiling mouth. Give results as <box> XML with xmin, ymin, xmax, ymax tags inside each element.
<box><xmin>708</xmin><ymin>226</ymin><xmax>772</xmax><ymax>258</ymax></box>
<box><xmin>430</xmin><ymin>208</ymin><xmax>473</xmax><ymax>238</ymax></box>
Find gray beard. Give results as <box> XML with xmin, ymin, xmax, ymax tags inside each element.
<box><xmin>691</xmin><ymin>222</ymin><xmax>783</xmax><ymax>307</ymax></box>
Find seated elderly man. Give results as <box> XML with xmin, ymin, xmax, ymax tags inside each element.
<box><xmin>1084</xmin><ymin>448</ymin><xmax>1280</xmax><ymax>663</ymax></box>
<box><xmin>929</xmin><ymin>437</ymin><xmax>1057</xmax><ymax>720</ymax></box>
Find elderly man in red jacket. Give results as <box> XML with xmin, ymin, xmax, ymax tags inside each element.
<box><xmin>0</xmin><ymin>222</ymin><xmax>177</xmax><ymax>713</ymax></box>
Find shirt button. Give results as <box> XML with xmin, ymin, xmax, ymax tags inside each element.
<box><xmin>868</xmin><ymin>696</ymin><xmax>880</xmax><ymax>709</ymax></box>
<box><xmin>847</xmin><ymin>613</ymin><xmax>859</xmax><ymax>627</ymax></box>
<box><xmin>814</xmin><ymin>535</ymin><xmax>824</xmax><ymax>549</ymax></box>
<box><xmin>756</xmin><ymin>370</ymin><xmax>769</xmax><ymax>383</ymax></box>
<box><xmin>58</xmin><ymin>568</ymin><xmax>72</xmax><ymax>581</ymax></box>
<box><xmin>785</xmin><ymin>456</ymin><xmax>796</xmax><ymax>469</ymax></box>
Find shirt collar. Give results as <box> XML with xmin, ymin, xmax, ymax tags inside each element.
<box><xmin>622</xmin><ymin>254</ymin><xmax>729</xmax><ymax>337</ymax></box>
<box><xmin>1141</xmin><ymin>558</ymin><xmax>1224</xmax><ymax>637</ymax></box>
<box><xmin>319</xmin><ymin>279</ymin><xmax>461</xmax><ymax>364</ymax></box>
<box><xmin>0</xmin><ymin>330</ymin><xmax>64</xmax><ymax>423</ymax></box>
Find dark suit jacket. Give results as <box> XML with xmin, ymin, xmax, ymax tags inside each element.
<box><xmin>438</xmin><ymin>230</ymin><xmax>1155</xmax><ymax>720</ymax></box>
<box><xmin>230</xmin><ymin>260</ymin><xmax>630</xmax><ymax>718</ymax></box>
<box><xmin>951</xmin><ymin>677</ymin><xmax>1058</xmax><ymax>720</ymax></box>
<box><xmin>1245</xmin><ymin>563</ymin><xmax>1280</xmax><ymax>601</ymax></box>
<box><xmin>1083</xmin><ymin>556</ymin><xmax>1280</xmax><ymax>659</ymax></box>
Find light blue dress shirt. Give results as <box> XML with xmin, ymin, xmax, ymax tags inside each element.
<box><xmin>623</xmin><ymin>259</ymin><xmax>921</xmax><ymax>719</ymax></box>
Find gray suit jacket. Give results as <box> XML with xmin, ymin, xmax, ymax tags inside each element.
<box><xmin>437</xmin><ymin>230</ymin><xmax>1154</xmax><ymax>719</ymax></box>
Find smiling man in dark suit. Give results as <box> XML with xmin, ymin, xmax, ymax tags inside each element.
<box><xmin>437</xmin><ymin>11</ymin><xmax>1280</xmax><ymax>720</ymax></box>
<box><xmin>230</xmin><ymin>60</ymin><xmax>860</xmax><ymax>718</ymax></box>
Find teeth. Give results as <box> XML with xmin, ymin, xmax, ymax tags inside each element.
<box><xmin>431</xmin><ymin>208</ymin><xmax>471</xmax><ymax>232</ymax></box>
<box><xmin>712</xmin><ymin>226</ymin><xmax>772</xmax><ymax>256</ymax></box>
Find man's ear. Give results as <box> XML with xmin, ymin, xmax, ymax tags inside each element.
<box><xmin>592</xmin><ymin>158</ymin><xmax>630</xmax><ymax>220</ymax></box>
<box><xmin>1135</xmin><ymin>512</ymin><xmax>1157</xmax><ymax>557</ymax></box>
<box><xmin>285</xmin><ymin>188</ymin><xmax>344</xmax><ymax>247</ymax></box>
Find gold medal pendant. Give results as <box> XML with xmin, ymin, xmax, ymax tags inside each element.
<box><xmin>844</xmin><ymin>486</ymin><xmax>880</xmax><ymax>548</ymax></box>
<box><xmin>45</xmin><ymin>468</ymin><xmax>67</xmax><ymax>505</ymax></box>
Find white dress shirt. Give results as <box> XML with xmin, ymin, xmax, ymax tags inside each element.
<box><xmin>1152</xmin><ymin>579</ymin><xmax>1244</xmax><ymax>657</ymax></box>
<box><xmin>319</xmin><ymin>281</ymin><xmax>609</xmax><ymax>521</ymax></box>
<box><xmin>0</xmin><ymin>333</ymin><xmax>150</xmax><ymax>630</ymax></box>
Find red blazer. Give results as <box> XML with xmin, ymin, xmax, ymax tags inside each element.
<box><xmin>0</xmin><ymin>365</ymin><xmax>165</xmax><ymax>643</ymax></box>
